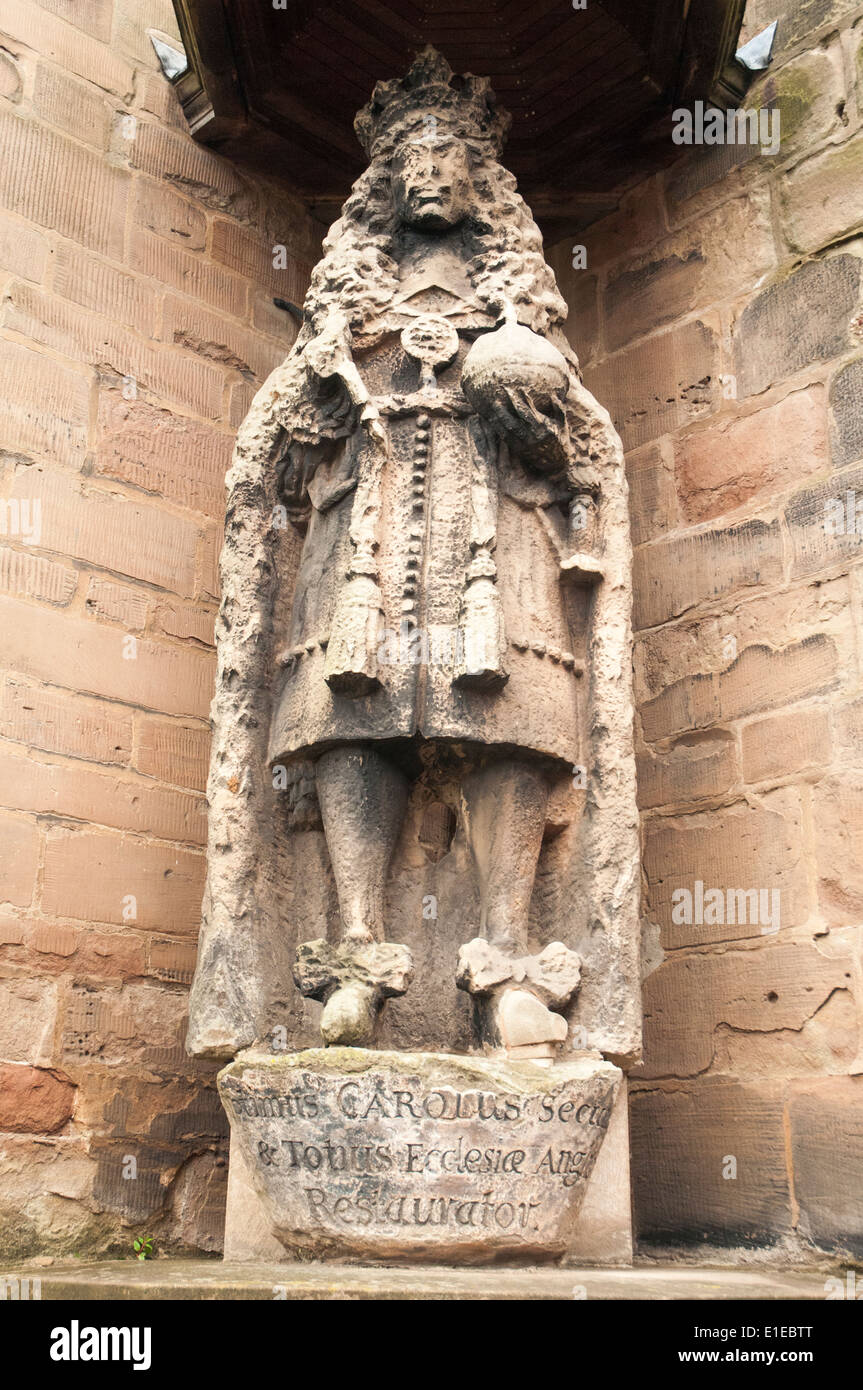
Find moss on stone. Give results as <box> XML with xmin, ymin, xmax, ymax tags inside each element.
<box><xmin>220</xmin><ymin>1046</ymin><xmax>620</xmax><ymax>1099</ymax></box>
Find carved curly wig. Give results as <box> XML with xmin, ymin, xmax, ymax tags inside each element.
<box><xmin>303</xmin><ymin>139</ymin><xmax>567</xmax><ymax>340</ymax></box>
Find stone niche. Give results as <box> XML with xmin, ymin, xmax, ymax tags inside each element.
<box><xmin>187</xmin><ymin>49</ymin><xmax>640</xmax><ymax>1267</ymax></box>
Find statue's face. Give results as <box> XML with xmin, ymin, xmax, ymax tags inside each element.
<box><xmin>392</xmin><ymin>134</ymin><xmax>473</xmax><ymax>231</ymax></box>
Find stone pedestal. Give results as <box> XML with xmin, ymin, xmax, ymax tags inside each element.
<box><xmin>220</xmin><ymin>1048</ymin><xmax>631</xmax><ymax>1265</ymax></box>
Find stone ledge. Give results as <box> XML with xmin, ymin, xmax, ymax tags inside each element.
<box><xmin>6</xmin><ymin>1259</ymin><xmax>834</xmax><ymax>1301</ymax></box>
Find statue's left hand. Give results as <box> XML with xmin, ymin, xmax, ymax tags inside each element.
<box><xmin>486</xmin><ymin>382</ymin><xmax>570</xmax><ymax>473</ymax></box>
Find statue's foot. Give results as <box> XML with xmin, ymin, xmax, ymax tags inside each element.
<box><xmin>495</xmin><ymin>988</ymin><xmax>567</xmax><ymax>1062</ymax></box>
<box><xmin>456</xmin><ymin>937</ymin><xmax>582</xmax><ymax>1058</ymax></box>
<box><xmin>320</xmin><ymin>981</ymin><xmax>378</xmax><ymax>1046</ymax></box>
<box><xmin>293</xmin><ymin>939</ymin><xmax>413</xmax><ymax>1047</ymax></box>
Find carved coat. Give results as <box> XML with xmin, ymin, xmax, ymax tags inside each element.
<box><xmin>267</xmin><ymin>289</ymin><xmax>587</xmax><ymax>772</ymax></box>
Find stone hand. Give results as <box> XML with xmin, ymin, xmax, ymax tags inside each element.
<box><xmin>485</xmin><ymin>382</ymin><xmax>570</xmax><ymax>472</ymax></box>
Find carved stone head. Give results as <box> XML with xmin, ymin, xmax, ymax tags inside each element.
<box><xmin>391</xmin><ymin>132</ymin><xmax>474</xmax><ymax>231</ymax></box>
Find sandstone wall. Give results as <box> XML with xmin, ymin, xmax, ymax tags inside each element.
<box><xmin>2</xmin><ymin>0</ymin><xmax>862</xmax><ymax>1266</ymax></box>
<box><xmin>551</xmin><ymin>0</ymin><xmax>863</xmax><ymax>1259</ymax></box>
<box><xmin>0</xmin><ymin>0</ymin><xmax>318</xmax><ymax>1257</ymax></box>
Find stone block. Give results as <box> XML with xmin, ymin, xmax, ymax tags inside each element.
<box><xmin>3</xmin><ymin>282</ymin><xmax>225</xmax><ymax>420</ymax></box>
<box><xmin>0</xmin><ymin>977</ymin><xmax>58</xmax><ymax>1065</ymax></box>
<box><xmin>756</xmin><ymin>44</ymin><xmax>846</xmax><ymax>164</ymax></box>
<box><xmin>585</xmin><ymin>318</ymin><xmax>721</xmax><ymax>452</ymax></box>
<box><xmin>631</xmin><ymin>1079</ymin><xmax>792</xmax><ymax>1245</ymax></box>
<box><xmin>0</xmin><ymin>549</ymin><xmax>77</xmax><ymax>607</ymax></box>
<box><xmin>625</xmin><ymin>439</ymin><xmax>679</xmax><ymax>546</ymax></box>
<box><xmin>734</xmin><ymin>255</ymin><xmax>862</xmax><ymax>399</ymax></box>
<box><xmin>0</xmin><ymin>811</ymin><xmax>40</xmax><ymax>909</ymax></box>
<box><xmin>604</xmin><ymin>191</ymin><xmax>775</xmax><ymax>353</ymax></box>
<box><xmin>785</xmin><ymin>462</ymin><xmax>863</xmax><ymax>579</ymax></box>
<box><xmin>160</xmin><ymin>296</ymin><xmax>283</xmax><ymax>382</ymax></box>
<box><xmin>127</xmin><ymin>227</ymin><xmax>248</xmax><ymax>319</ymax></box>
<box><xmin>0</xmin><ymin>338</ymin><xmax>89</xmax><ymax>467</ymax></box>
<box><xmin>9</xmin><ymin>465</ymin><xmax>199</xmax><ymax>595</ymax></box>
<box><xmin>675</xmin><ymin>387</ymin><xmax>827</xmax><ymax>524</ymax></box>
<box><xmin>0</xmin><ymin>209</ymin><xmax>50</xmax><ymax>282</ymax></box>
<box><xmin>644</xmin><ymin>788</ymin><xmax>809</xmax><ymax>948</ymax></box>
<box><xmin>54</xmin><ymin>243</ymin><xmax>161</xmax><ymax>334</ymax></box>
<box><xmin>633</xmin><ymin>519</ymin><xmax>784</xmax><ymax>630</ymax></box>
<box><xmin>94</xmin><ymin>390</ymin><xmax>233</xmax><ymax>519</ymax></box>
<box><xmin>636</xmin><ymin>729</ymin><xmax>736</xmax><ymax>809</ymax></box>
<box><xmin>813</xmin><ymin>773</ymin><xmax>863</xmax><ymax>924</ymax></box>
<box><xmin>0</xmin><ymin>108</ymin><xmax>129</xmax><ymax>257</ymax></box>
<box><xmin>830</xmin><ymin>356</ymin><xmax>863</xmax><ymax>468</ymax></box>
<box><xmin>211</xmin><ymin>219</ymin><xmax>311</xmax><ymax>304</ymax></box>
<box><xmin>638</xmin><ymin>939</ymin><xmax>852</xmax><ymax>1078</ymax></box>
<box><xmin>0</xmin><ymin>678</ymin><xmax>132</xmax><ymax>766</ymax></box>
<box><xmin>0</xmin><ymin>0</ymin><xmax>135</xmax><ymax>96</ymax></box>
<box><xmin>741</xmin><ymin>707</ymin><xmax>830</xmax><ymax>782</ymax></box>
<box><xmin>219</xmin><ymin>1048</ymin><xmax>628</xmax><ymax>1264</ymax></box>
<box><xmin>789</xmin><ymin>1077</ymin><xmax>863</xmax><ymax>1256</ymax></box>
<box><xmin>0</xmin><ymin>747</ymin><xmax>207</xmax><ymax>845</ymax></box>
<box><xmin>133</xmin><ymin>177</ymin><xmax>207</xmax><ymax>251</ymax></box>
<box><xmin>41</xmin><ymin>827</ymin><xmax>205</xmax><ymax>932</ymax></box>
<box><xmin>33</xmin><ymin>60</ymin><xmax>111</xmax><ymax>149</ymax></box>
<box><xmin>782</xmin><ymin>135</ymin><xmax>863</xmax><ymax>255</ymax></box>
<box><xmin>641</xmin><ymin>634</ymin><xmax>839</xmax><ymax>742</ymax></box>
<box><xmin>0</xmin><ymin>1064</ymin><xmax>75</xmax><ymax>1132</ymax></box>
<box><xmin>134</xmin><ymin>718</ymin><xmax>210</xmax><ymax>791</ymax></box>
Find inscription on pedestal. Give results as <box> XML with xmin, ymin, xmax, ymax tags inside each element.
<box><xmin>219</xmin><ymin>1049</ymin><xmax>622</xmax><ymax>1260</ymax></box>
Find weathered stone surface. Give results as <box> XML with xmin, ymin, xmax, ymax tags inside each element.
<box><xmin>12</xmin><ymin>1257</ymin><xmax>832</xmax><ymax>1300</ymax></box>
<box><xmin>734</xmin><ymin>256</ymin><xmax>862</xmax><ymax>399</ymax></box>
<box><xmin>625</xmin><ymin>439</ymin><xmax>678</xmax><ymax>546</ymax></box>
<box><xmin>830</xmin><ymin>356</ymin><xmax>863</xmax><ymax>468</ymax></box>
<box><xmin>757</xmin><ymin>44</ymin><xmax>846</xmax><ymax>163</ymax></box>
<box><xmin>741</xmin><ymin>707</ymin><xmax>830</xmax><ymax>783</ymax></box>
<box><xmin>219</xmin><ymin>1048</ymin><xmax>622</xmax><ymax>1261</ymax></box>
<box><xmin>644</xmin><ymin>788</ymin><xmax>810</xmax><ymax>949</ymax></box>
<box><xmin>785</xmin><ymin>462</ymin><xmax>863</xmax><ymax>578</ymax></box>
<box><xmin>789</xmin><ymin>1077</ymin><xmax>863</xmax><ymax>1255</ymax></box>
<box><xmin>631</xmin><ymin>1079</ymin><xmax>793</xmax><ymax>1245</ymax></box>
<box><xmin>0</xmin><ymin>1064</ymin><xmax>75</xmax><ymax>1133</ymax></box>
<box><xmin>585</xmin><ymin>318</ymin><xmax>721</xmax><ymax>452</ymax></box>
<box><xmin>641</xmin><ymin>635</ymin><xmax>839</xmax><ymax>742</ymax></box>
<box><xmin>813</xmin><ymin>773</ymin><xmax>863</xmax><ymax>925</ymax></box>
<box><xmin>781</xmin><ymin>133</ymin><xmax>863</xmax><ymax>253</ymax></box>
<box><xmin>633</xmin><ymin>519</ymin><xmax>784</xmax><ymax>630</ymax></box>
<box><xmin>0</xmin><ymin>977</ymin><xmax>58</xmax><ymax>1065</ymax></box>
<box><xmin>638</xmin><ymin>940</ymin><xmax>853</xmax><ymax>1079</ymax></box>
<box><xmin>456</xmin><ymin>939</ymin><xmax>581</xmax><ymax>1007</ymax></box>
<box><xmin>675</xmin><ymin>387</ymin><xmax>827</xmax><ymax>524</ymax></box>
<box><xmin>603</xmin><ymin>191</ymin><xmax>775</xmax><ymax>353</ymax></box>
<box><xmin>741</xmin><ymin>0</ymin><xmax>858</xmax><ymax>60</ymax></box>
<box><xmin>636</xmin><ymin>730</ymin><xmax>736</xmax><ymax>809</ymax></box>
<box><xmin>293</xmin><ymin>939</ymin><xmax>414</xmax><ymax>1046</ymax></box>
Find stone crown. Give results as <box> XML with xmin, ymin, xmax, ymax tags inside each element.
<box><xmin>354</xmin><ymin>46</ymin><xmax>511</xmax><ymax>158</ymax></box>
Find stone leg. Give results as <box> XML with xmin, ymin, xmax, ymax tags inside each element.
<box><xmin>459</xmin><ymin>758</ymin><xmax>548</xmax><ymax>953</ymax></box>
<box><xmin>458</xmin><ymin>758</ymin><xmax>581</xmax><ymax>1057</ymax></box>
<box><xmin>316</xmin><ymin>744</ymin><xmax>408</xmax><ymax>945</ymax></box>
<box><xmin>293</xmin><ymin>744</ymin><xmax>413</xmax><ymax>1045</ymax></box>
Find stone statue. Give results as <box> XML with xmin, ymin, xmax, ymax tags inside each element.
<box><xmin>187</xmin><ymin>47</ymin><xmax>639</xmax><ymax>1070</ymax></box>
<box><xmin>187</xmin><ymin>47</ymin><xmax>641</xmax><ymax>1265</ymax></box>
